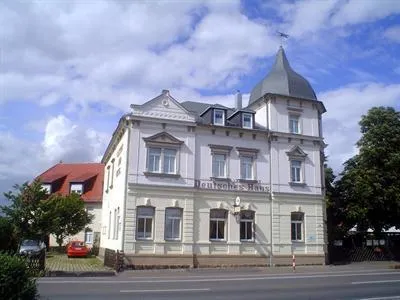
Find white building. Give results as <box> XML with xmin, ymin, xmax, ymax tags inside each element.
<box><xmin>100</xmin><ymin>47</ymin><xmax>327</xmax><ymax>267</ymax></box>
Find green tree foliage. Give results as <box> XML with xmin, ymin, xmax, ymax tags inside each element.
<box><xmin>46</xmin><ymin>193</ymin><xmax>93</xmax><ymax>247</ymax></box>
<box><xmin>0</xmin><ymin>253</ymin><xmax>38</xmax><ymax>300</ymax></box>
<box><xmin>1</xmin><ymin>180</ymin><xmax>93</xmax><ymax>247</ymax></box>
<box><xmin>0</xmin><ymin>217</ymin><xmax>18</xmax><ymax>251</ymax></box>
<box><xmin>337</xmin><ymin>106</ymin><xmax>400</xmax><ymax>233</ymax></box>
<box><xmin>1</xmin><ymin>180</ymin><xmax>51</xmax><ymax>241</ymax></box>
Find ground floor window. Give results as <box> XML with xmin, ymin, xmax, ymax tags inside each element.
<box><xmin>136</xmin><ymin>206</ymin><xmax>154</xmax><ymax>239</ymax></box>
<box><xmin>210</xmin><ymin>209</ymin><xmax>227</xmax><ymax>240</ymax></box>
<box><xmin>85</xmin><ymin>230</ymin><xmax>93</xmax><ymax>244</ymax></box>
<box><xmin>240</xmin><ymin>210</ymin><xmax>254</xmax><ymax>241</ymax></box>
<box><xmin>165</xmin><ymin>208</ymin><xmax>182</xmax><ymax>240</ymax></box>
<box><xmin>291</xmin><ymin>212</ymin><xmax>304</xmax><ymax>241</ymax></box>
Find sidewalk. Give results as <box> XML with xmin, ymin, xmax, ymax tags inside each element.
<box><xmin>45</xmin><ymin>253</ymin><xmax>115</xmax><ymax>277</ymax></box>
<box><xmin>120</xmin><ymin>261</ymin><xmax>400</xmax><ymax>277</ymax></box>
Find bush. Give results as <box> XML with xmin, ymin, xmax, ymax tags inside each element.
<box><xmin>0</xmin><ymin>253</ymin><xmax>39</xmax><ymax>300</ymax></box>
<box><xmin>0</xmin><ymin>217</ymin><xmax>18</xmax><ymax>252</ymax></box>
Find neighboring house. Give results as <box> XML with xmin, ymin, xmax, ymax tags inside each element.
<box><xmin>100</xmin><ymin>46</ymin><xmax>327</xmax><ymax>267</ymax></box>
<box><xmin>36</xmin><ymin>163</ymin><xmax>104</xmax><ymax>247</ymax></box>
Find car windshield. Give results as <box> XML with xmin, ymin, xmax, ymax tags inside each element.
<box><xmin>21</xmin><ymin>240</ymin><xmax>39</xmax><ymax>246</ymax></box>
<box><xmin>71</xmin><ymin>242</ymin><xmax>84</xmax><ymax>247</ymax></box>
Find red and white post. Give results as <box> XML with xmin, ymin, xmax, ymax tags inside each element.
<box><xmin>292</xmin><ymin>253</ymin><xmax>296</xmax><ymax>272</ymax></box>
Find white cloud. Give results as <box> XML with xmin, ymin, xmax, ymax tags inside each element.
<box><xmin>384</xmin><ymin>25</ymin><xmax>400</xmax><ymax>43</ymax></box>
<box><xmin>320</xmin><ymin>83</ymin><xmax>400</xmax><ymax>173</ymax></box>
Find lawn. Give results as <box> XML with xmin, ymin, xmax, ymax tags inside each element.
<box><xmin>45</xmin><ymin>252</ymin><xmax>112</xmax><ymax>272</ymax></box>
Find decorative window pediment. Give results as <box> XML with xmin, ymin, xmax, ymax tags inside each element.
<box><xmin>143</xmin><ymin>132</ymin><xmax>184</xmax><ymax>148</ymax></box>
<box><xmin>236</xmin><ymin>147</ymin><xmax>259</xmax><ymax>158</ymax></box>
<box><xmin>208</xmin><ymin>144</ymin><xmax>233</xmax><ymax>155</ymax></box>
<box><xmin>286</xmin><ymin>145</ymin><xmax>307</xmax><ymax>159</ymax></box>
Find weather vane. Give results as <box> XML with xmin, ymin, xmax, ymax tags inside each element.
<box><xmin>277</xmin><ymin>31</ymin><xmax>289</xmax><ymax>46</ymax></box>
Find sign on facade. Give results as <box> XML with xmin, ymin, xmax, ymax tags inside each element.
<box><xmin>194</xmin><ymin>180</ymin><xmax>270</xmax><ymax>193</ymax></box>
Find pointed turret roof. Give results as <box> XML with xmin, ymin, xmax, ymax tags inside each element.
<box><xmin>248</xmin><ymin>46</ymin><xmax>317</xmax><ymax>105</ymax></box>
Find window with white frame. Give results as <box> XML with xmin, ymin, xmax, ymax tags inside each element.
<box><xmin>242</xmin><ymin>113</ymin><xmax>253</xmax><ymax>129</ymax></box>
<box><xmin>289</xmin><ymin>114</ymin><xmax>300</xmax><ymax>134</ymax></box>
<box><xmin>110</xmin><ymin>158</ymin><xmax>115</xmax><ymax>188</ymax></box>
<box><xmin>290</xmin><ymin>160</ymin><xmax>302</xmax><ymax>183</ymax></box>
<box><xmin>147</xmin><ymin>147</ymin><xmax>177</xmax><ymax>174</ymax></box>
<box><xmin>164</xmin><ymin>208</ymin><xmax>182</xmax><ymax>240</ymax></box>
<box><xmin>116</xmin><ymin>207</ymin><xmax>120</xmax><ymax>238</ymax></box>
<box><xmin>113</xmin><ymin>208</ymin><xmax>117</xmax><ymax>239</ymax></box>
<box><xmin>70</xmin><ymin>183</ymin><xmax>83</xmax><ymax>195</ymax></box>
<box><xmin>240</xmin><ymin>156</ymin><xmax>253</xmax><ymax>180</ymax></box>
<box><xmin>136</xmin><ymin>206</ymin><xmax>154</xmax><ymax>240</ymax></box>
<box><xmin>291</xmin><ymin>212</ymin><xmax>304</xmax><ymax>241</ymax></box>
<box><xmin>106</xmin><ymin>165</ymin><xmax>110</xmax><ymax>191</ymax></box>
<box><xmin>212</xmin><ymin>153</ymin><xmax>226</xmax><ymax>178</ymax></box>
<box><xmin>42</xmin><ymin>184</ymin><xmax>51</xmax><ymax>194</ymax></box>
<box><xmin>209</xmin><ymin>209</ymin><xmax>227</xmax><ymax>240</ymax></box>
<box><xmin>214</xmin><ymin>109</ymin><xmax>225</xmax><ymax>126</ymax></box>
<box><xmin>108</xmin><ymin>211</ymin><xmax>111</xmax><ymax>239</ymax></box>
<box><xmin>85</xmin><ymin>229</ymin><xmax>93</xmax><ymax>244</ymax></box>
<box><xmin>240</xmin><ymin>210</ymin><xmax>254</xmax><ymax>241</ymax></box>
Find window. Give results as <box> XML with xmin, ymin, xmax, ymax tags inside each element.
<box><xmin>209</xmin><ymin>209</ymin><xmax>227</xmax><ymax>240</ymax></box>
<box><xmin>291</xmin><ymin>212</ymin><xmax>304</xmax><ymax>241</ymax></box>
<box><xmin>70</xmin><ymin>183</ymin><xmax>83</xmax><ymax>195</ymax></box>
<box><xmin>214</xmin><ymin>109</ymin><xmax>225</xmax><ymax>126</ymax></box>
<box><xmin>116</xmin><ymin>207</ymin><xmax>120</xmax><ymax>238</ymax></box>
<box><xmin>42</xmin><ymin>184</ymin><xmax>51</xmax><ymax>194</ymax></box>
<box><xmin>290</xmin><ymin>160</ymin><xmax>302</xmax><ymax>183</ymax></box>
<box><xmin>106</xmin><ymin>166</ymin><xmax>110</xmax><ymax>191</ymax></box>
<box><xmin>85</xmin><ymin>230</ymin><xmax>93</xmax><ymax>244</ymax></box>
<box><xmin>240</xmin><ymin>210</ymin><xmax>254</xmax><ymax>241</ymax></box>
<box><xmin>110</xmin><ymin>158</ymin><xmax>115</xmax><ymax>188</ymax></box>
<box><xmin>212</xmin><ymin>154</ymin><xmax>226</xmax><ymax>178</ymax></box>
<box><xmin>147</xmin><ymin>147</ymin><xmax>177</xmax><ymax>174</ymax></box>
<box><xmin>165</xmin><ymin>208</ymin><xmax>182</xmax><ymax>240</ymax></box>
<box><xmin>136</xmin><ymin>207</ymin><xmax>154</xmax><ymax>239</ymax></box>
<box><xmin>289</xmin><ymin>115</ymin><xmax>300</xmax><ymax>134</ymax></box>
<box><xmin>242</xmin><ymin>113</ymin><xmax>253</xmax><ymax>129</ymax></box>
<box><xmin>240</xmin><ymin>156</ymin><xmax>253</xmax><ymax>180</ymax></box>
<box><xmin>108</xmin><ymin>211</ymin><xmax>111</xmax><ymax>239</ymax></box>
<box><xmin>113</xmin><ymin>209</ymin><xmax>117</xmax><ymax>239</ymax></box>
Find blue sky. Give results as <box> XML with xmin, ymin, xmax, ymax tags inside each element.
<box><xmin>1</xmin><ymin>0</ymin><xmax>400</xmax><ymax>203</ymax></box>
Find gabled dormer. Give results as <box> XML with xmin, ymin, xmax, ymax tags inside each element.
<box><xmin>199</xmin><ymin>104</ymin><xmax>229</xmax><ymax>126</ymax></box>
<box><xmin>227</xmin><ymin>108</ymin><xmax>255</xmax><ymax>129</ymax></box>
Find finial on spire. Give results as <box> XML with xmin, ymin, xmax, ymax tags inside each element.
<box><xmin>277</xmin><ymin>31</ymin><xmax>289</xmax><ymax>47</ymax></box>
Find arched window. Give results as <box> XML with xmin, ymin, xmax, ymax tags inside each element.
<box><xmin>291</xmin><ymin>212</ymin><xmax>304</xmax><ymax>241</ymax></box>
<box><xmin>240</xmin><ymin>210</ymin><xmax>255</xmax><ymax>241</ymax></box>
<box><xmin>209</xmin><ymin>209</ymin><xmax>227</xmax><ymax>240</ymax></box>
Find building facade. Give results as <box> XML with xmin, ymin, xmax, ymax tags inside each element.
<box><xmin>100</xmin><ymin>47</ymin><xmax>327</xmax><ymax>267</ymax></box>
<box><xmin>37</xmin><ymin>163</ymin><xmax>104</xmax><ymax>247</ymax></box>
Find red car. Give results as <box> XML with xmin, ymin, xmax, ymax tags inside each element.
<box><xmin>67</xmin><ymin>241</ymin><xmax>89</xmax><ymax>258</ymax></box>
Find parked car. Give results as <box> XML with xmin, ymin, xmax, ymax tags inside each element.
<box><xmin>67</xmin><ymin>241</ymin><xmax>89</xmax><ymax>258</ymax></box>
<box><xmin>19</xmin><ymin>239</ymin><xmax>46</xmax><ymax>257</ymax></box>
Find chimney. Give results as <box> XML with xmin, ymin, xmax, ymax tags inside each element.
<box><xmin>235</xmin><ymin>90</ymin><xmax>242</xmax><ymax>110</ymax></box>
<box><xmin>162</xmin><ymin>89</ymin><xmax>170</xmax><ymax>95</ymax></box>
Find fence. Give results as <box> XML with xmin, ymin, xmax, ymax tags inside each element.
<box><xmin>328</xmin><ymin>232</ymin><xmax>400</xmax><ymax>264</ymax></box>
<box><xmin>104</xmin><ymin>248</ymin><xmax>124</xmax><ymax>272</ymax></box>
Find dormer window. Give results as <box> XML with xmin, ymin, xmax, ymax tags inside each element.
<box><xmin>242</xmin><ymin>113</ymin><xmax>253</xmax><ymax>129</ymax></box>
<box><xmin>70</xmin><ymin>183</ymin><xmax>83</xmax><ymax>195</ymax></box>
<box><xmin>42</xmin><ymin>184</ymin><xmax>52</xmax><ymax>194</ymax></box>
<box><xmin>214</xmin><ymin>109</ymin><xmax>225</xmax><ymax>126</ymax></box>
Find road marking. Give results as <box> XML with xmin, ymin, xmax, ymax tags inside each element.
<box><xmin>120</xmin><ymin>288</ymin><xmax>210</xmax><ymax>293</ymax></box>
<box><xmin>357</xmin><ymin>296</ymin><xmax>400</xmax><ymax>300</ymax></box>
<box><xmin>352</xmin><ymin>279</ymin><xmax>400</xmax><ymax>285</ymax></box>
<box><xmin>38</xmin><ymin>271</ymin><xmax>400</xmax><ymax>284</ymax></box>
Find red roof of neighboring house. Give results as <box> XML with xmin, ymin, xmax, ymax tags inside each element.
<box><xmin>36</xmin><ymin>163</ymin><xmax>104</xmax><ymax>203</ymax></box>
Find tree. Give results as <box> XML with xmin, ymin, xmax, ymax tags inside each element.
<box><xmin>0</xmin><ymin>217</ymin><xmax>18</xmax><ymax>251</ymax></box>
<box><xmin>1</xmin><ymin>180</ymin><xmax>52</xmax><ymax>241</ymax></box>
<box><xmin>46</xmin><ymin>193</ymin><xmax>93</xmax><ymax>247</ymax></box>
<box><xmin>337</xmin><ymin>107</ymin><xmax>400</xmax><ymax>233</ymax></box>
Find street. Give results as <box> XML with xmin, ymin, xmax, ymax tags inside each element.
<box><xmin>38</xmin><ymin>265</ymin><xmax>400</xmax><ymax>300</ymax></box>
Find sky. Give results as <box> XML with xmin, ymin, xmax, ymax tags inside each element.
<box><xmin>1</xmin><ymin>0</ymin><xmax>400</xmax><ymax>204</ymax></box>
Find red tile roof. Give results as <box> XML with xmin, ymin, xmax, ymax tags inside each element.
<box><xmin>36</xmin><ymin>163</ymin><xmax>104</xmax><ymax>203</ymax></box>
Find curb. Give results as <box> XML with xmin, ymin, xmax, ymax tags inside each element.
<box><xmin>45</xmin><ymin>270</ymin><xmax>116</xmax><ymax>277</ymax></box>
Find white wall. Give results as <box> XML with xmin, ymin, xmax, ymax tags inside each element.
<box><xmin>100</xmin><ymin>128</ymin><xmax>129</xmax><ymax>250</ymax></box>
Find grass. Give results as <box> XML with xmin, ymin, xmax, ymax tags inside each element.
<box><xmin>45</xmin><ymin>252</ymin><xmax>107</xmax><ymax>270</ymax></box>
